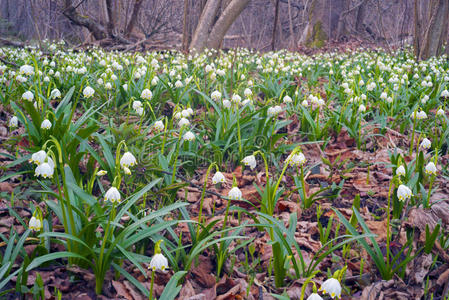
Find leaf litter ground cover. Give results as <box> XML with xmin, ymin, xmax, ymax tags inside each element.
<box><xmin>0</xmin><ymin>42</ymin><xmax>449</xmax><ymax>299</ymax></box>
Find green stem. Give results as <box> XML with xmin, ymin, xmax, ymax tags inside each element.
<box><xmin>236</xmin><ymin>107</ymin><xmax>242</xmax><ymax>159</ymax></box>
<box><xmin>409</xmin><ymin>112</ymin><xmax>417</xmax><ymax>156</ymax></box>
<box><xmin>386</xmin><ymin>180</ymin><xmax>393</xmax><ymax>278</ymax></box>
<box><xmin>426</xmin><ymin>175</ymin><xmax>435</xmax><ymax>208</ymax></box>
<box><xmin>149</xmin><ymin>270</ymin><xmax>155</xmax><ymax>300</ymax></box>
<box><xmin>300</xmin><ymin>165</ymin><xmax>307</xmax><ymax>208</ymax></box>
<box><xmin>171</xmin><ymin>127</ymin><xmax>184</xmax><ymax>184</ymax></box>
<box><xmin>196</xmin><ymin>163</ymin><xmax>215</xmax><ymax>240</ymax></box>
<box><xmin>96</xmin><ymin>203</ymin><xmax>117</xmax><ymax>294</ymax></box>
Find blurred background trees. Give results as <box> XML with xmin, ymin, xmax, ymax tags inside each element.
<box><xmin>0</xmin><ymin>0</ymin><xmax>448</xmax><ymax>59</ymax></box>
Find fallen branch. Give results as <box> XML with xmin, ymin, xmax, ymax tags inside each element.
<box><xmin>0</xmin><ymin>38</ymin><xmax>25</xmax><ymax>48</ymax></box>
<box><xmin>0</xmin><ymin>56</ymin><xmax>17</xmax><ymax>67</ymax></box>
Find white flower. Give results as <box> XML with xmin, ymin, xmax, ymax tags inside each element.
<box><xmin>441</xmin><ymin>90</ymin><xmax>449</xmax><ymax>98</ymax></box>
<box><xmin>241</xmin><ymin>99</ymin><xmax>252</xmax><ymax>106</ymax></box>
<box><xmin>120</xmin><ymin>152</ymin><xmax>137</xmax><ymax>168</ymax></box>
<box><xmin>29</xmin><ymin>216</ymin><xmax>42</xmax><ymax>231</ymax></box>
<box><xmin>283</xmin><ymin>95</ymin><xmax>293</xmax><ymax>103</ymax></box>
<box><xmin>417</xmin><ymin>110</ymin><xmax>427</xmax><ymax>120</ymax></box>
<box><xmin>83</xmin><ymin>86</ymin><xmax>95</xmax><ymax>98</ymax></box>
<box><xmin>212</xmin><ymin>171</ymin><xmax>226</xmax><ymax>184</ymax></box>
<box><xmin>287</xmin><ymin>153</ymin><xmax>306</xmax><ymax>166</ymax></box>
<box><xmin>30</xmin><ymin>150</ymin><xmax>48</xmax><ymax>165</ymax></box>
<box><xmin>244</xmin><ymin>88</ymin><xmax>252</xmax><ymax>98</ymax></box>
<box><xmin>9</xmin><ymin>116</ymin><xmax>18</xmax><ymax>127</ymax></box>
<box><xmin>17</xmin><ymin>75</ymin><xmax>27</xmax><ymax>83</ymax></box>
<box><xmin>20</xmin><ymin>64</ymin><xmax>34</xmax><ymax>76</ymax></box>
<box><xmin>411</xmin><ymin>110</ymin><xmax>427</xmax><ymax>120</ymax></box>
<box><xmin>50</xmin><ymin>89</ymin><xmax>61</xmax><ymax>99</ymax></box>
<box><xmin>242</xmin><ymin>155</ymin><xmax>257</xmax><ymax>170</ymax></box>
<box><xmin>132</xmin><ymin>101</ymin><xmax>143</xmax><ymax>110</ymax></box>
<box><xmin>436</xmin><ymin>108</ymin><xmax>445</xmax><ymax>116</ymax></box>
<box><xmin>420</xmin><ymin>138</ymin><xmax>431</xmax><ymax>149</ymax></box>
<box><xmin>135</xmin><ymin>106</ymin><xmax>144</xmax><ymax>116</ymax></box>
<box><xmin>211</xmin><ymin>90</ymin><xmax>222</xmax><ymax>101</ymax></box>
<box><xmin>181</xmin><ymin>109</ymin><xmax>192</xmax><ymax>118</ymax></box>
<box><xmin>223</xmin><ymin>99</ymin><xmax>231</xmax><ymax>108</ymax></box>
<box><xmin>174</xmin><ymin>80</ymin><xmax>183</xmax><ymax>88</ymax></box>
<box><xmin>367</xmin><ymin>82</ymin><xmax>376</xmax><ymax>91</ymax></box>
<box><xmin>301</xmin><ymin>100</ymin><xmax>309</xmax><ymax>107</ymax></box>
<box><xmin>425</xmin><ymin>162</ymin><xmax>437</xmax><ymax>175</ymax></box>
<box><xmin>40</xmin><ymin>119</ymin><xmax>52</xmax><ymax>129</ymax></box>
<box><xmin>123</xmin><ymin>166</ymin><xmax>131</xmax><ymax>175</ymax></box>
<box><xmin>205</xmin><ymin>65</ymin><xmax>213</xmax><ymax>73</ymax></box>
<box><xmin>268</xmin><ymin>106</ymin><xmax>282</xmax><ymax>116</ymax></box>
<box><xmin>141</xmin><ymin>89</ymin><xmax>152</xmax><ymax>100</ymax></box>
<box><xmin>105</xmin><ymin>187</ymin><xmax>121</xmax><ymax>203</ymax></box>
<box><xmin>319</xmin><ymin>278</ymin><xmax>342</xmax><ymax>299</ymax></box>
<box><xmin>122</xmin><ymin>84</ymin><xmax>128</xmax><ymax>91</ymax></box>
<box><xmin>151</xmin><ymin>77</ymin><xmax>159</xmax><ymax>86</ymax></box>
<box><xmin>397</xmin><ymin>184</ymin><xmax>412</xmax><ymax>201</ymax></box>
<box><xmin>231</xmin><ymin>94</ymin><xmax>241</xmax><ymax>104</ymax></box>
<box><xmin>183</xmin><ymin>131</ymin><xmax>195</xmax><ymax>141</ymax></box>
<box><xmin>174</xmin><ymin>112</ymin><xmax>182</xmax><ymax>119</ymax></box>
<box><xmin>96</xmin><ymin>170</ymin><xmax>107</xmax><ymax>176</ymax></box>
<box><xmin>380</xmin><ymin>92</ymin><xmax>387</xmax><ymax>100</ymax></box>
<box><xmin>358</xmin><ymin>104</ymin><xmax>366</xmax><ymax>113</ymax></box>
<box><xmin>228</xmin><ymin>186</ymin><xmax>242</xmax><ymax>200</ymax></box>
<box><xmin>178</xmin><ymin>117</ymin><xmax>190</xmax><ymax>127</ymax></box>
<box><xmin>149</xmin><ymin>253</ymin><xmax>169</xmax><ymax>271</ymax></box>
<box><xmin>35</xmin><ymin>162</ymin><xmax>54</xmax><ymax>178</ymax></box>
<box><xmin>306</xmin><ymin>293</ymin><xmax>323</xmax><ymax>300</ymax></box>
<box><xmin>421</xmin><ymin>95</ymin><xmax>429</xmax><ymax>104</ymax></box>
<box><xmin>153</xmin><ymin>120</ymin><xmax>164</xmax><ymax>131</ymax></box>
<box><xmin>396</xmin><ymin>165</ymin><xmax>405</xmax><ymax>176</ymax></box>
<box><xmin>22</xmin><ymin>91</ymin><xmax>34</xmax><ymax>101</ymax></box>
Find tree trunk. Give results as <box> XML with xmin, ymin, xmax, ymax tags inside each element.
<box><xmin>416</xmin><ymin>0</ymin><xmax>449</xmax><ymax>60</ymax></box>
<box><xmin>105</xmin><ymin>0</ymin><xmax>115</xmax><ymax>37</ymax></box>
<box><xmin>299</xmin><ymin>0</ymin><xmax>327</xmax><ymax>47</ymax></box>
<box><xmin>63</xmin><ymin>0</ymin><xmax>107</xmax><ymax>40</ymax></box>
<box><xmin>271</xmin><ymin>0</ymin><xmax>280</xmax><ymax>51</ymax></box>
<box><xmin>125</xmin><ymin>0</ymin><xmax>144</xmax><ymax>37</ymax></box>
<box><xmin>300</xmin><ymin>0</ymin><xmax>350</xmax><ymax>47</ymax></box>
<box><xmin>331</xmin><ymin>0</ymin><xmax>346</xmax><ymax>40</ymax></box>
<box><xmin>355</xmin><ymin>0</ymin><xmax>367</xmax><ymax>33</ymax></box>
<box><xmin>206</xmin><ymin>0</ymin><xmax>250</xmax><ymax>49</ymax></box>
<box><xmin>189</xmin><ymin>0</ymin><xmax>222</xmax><ymax>52</ymax></box>
<box><xmin>413</xmin><ymin>0</ymin><xmax>421</xmax><ymax>58</ymax></box>
<box><xmin>287</xmin><ymin>0</ymin><xmax>295</xmax><ymax>49</ymax></box>
<box><xmin>182</xmin><ymin>0</ymin><xmax>190</xmax><ymax>51</ymax></box>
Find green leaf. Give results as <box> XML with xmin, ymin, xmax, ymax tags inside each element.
<box><xmin>26</xmin><ymin>252</ymin><xmax>92</xmax><ymax>272</ymax></box>
<box><xmin>159</xmin><ymin>271</ymin><xmax>187</xmax><ymax>300</ymax></box>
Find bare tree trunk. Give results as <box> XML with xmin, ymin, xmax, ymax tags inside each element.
<box><xmin>206</xmin><ymin>0</ymin><xmax>250</xmax><ymax>49</ymax></box>
<box><xmin>105</xmin><ymin>0</ymin><xmax>115</xmax><ymax>37</ymax></box>
<box><xmin>287</xmin><ymin>0</ymin><xmax>295</xmax><ymax>49</ymax></box>
<box><xmin>63</xmin><ymin>0</ymin><xmax>107</xmax><ymax>40</ymax></box>
<box><xmin>299</xmin><ymin>0</ymin><xmax>327</xmax><ymax>47</ymax></box>
<box><xmin>182</xmin><ymin>0</ymin><xmax>190</xmax><ymax>51</ymax></box>
<box><xmin>416</xmin><ymin>0</ymin><xmax>449</xmax><ymax>60</ymax></box>
<box><xmin>189</xmin><ymin>0</ymin><xmax>222</xmax><ymax>52</ymax></box>
<box><xmin>271</xmin><ymin>0</ymin><xmax>280</xmax><ymax>51</ymax></box>
<box><xmin>413</xmin><ymin>0</ymin><xmax>421</xmax><ymax>58</ymax></box>
<box><xmin>355</xmin><ymin>0</ymin><xmax>367</xmax><ymax>33</ymax></box>
<box><xmin>125</xmin><ymin>0</ymin><xmax>144</xmax><ymax>37</ymax></box>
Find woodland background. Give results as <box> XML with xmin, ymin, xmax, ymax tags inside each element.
<box><xmin>0</xmin><ymin>0</ymin><xmax>447</xmax><ymax>59</ymax></box>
